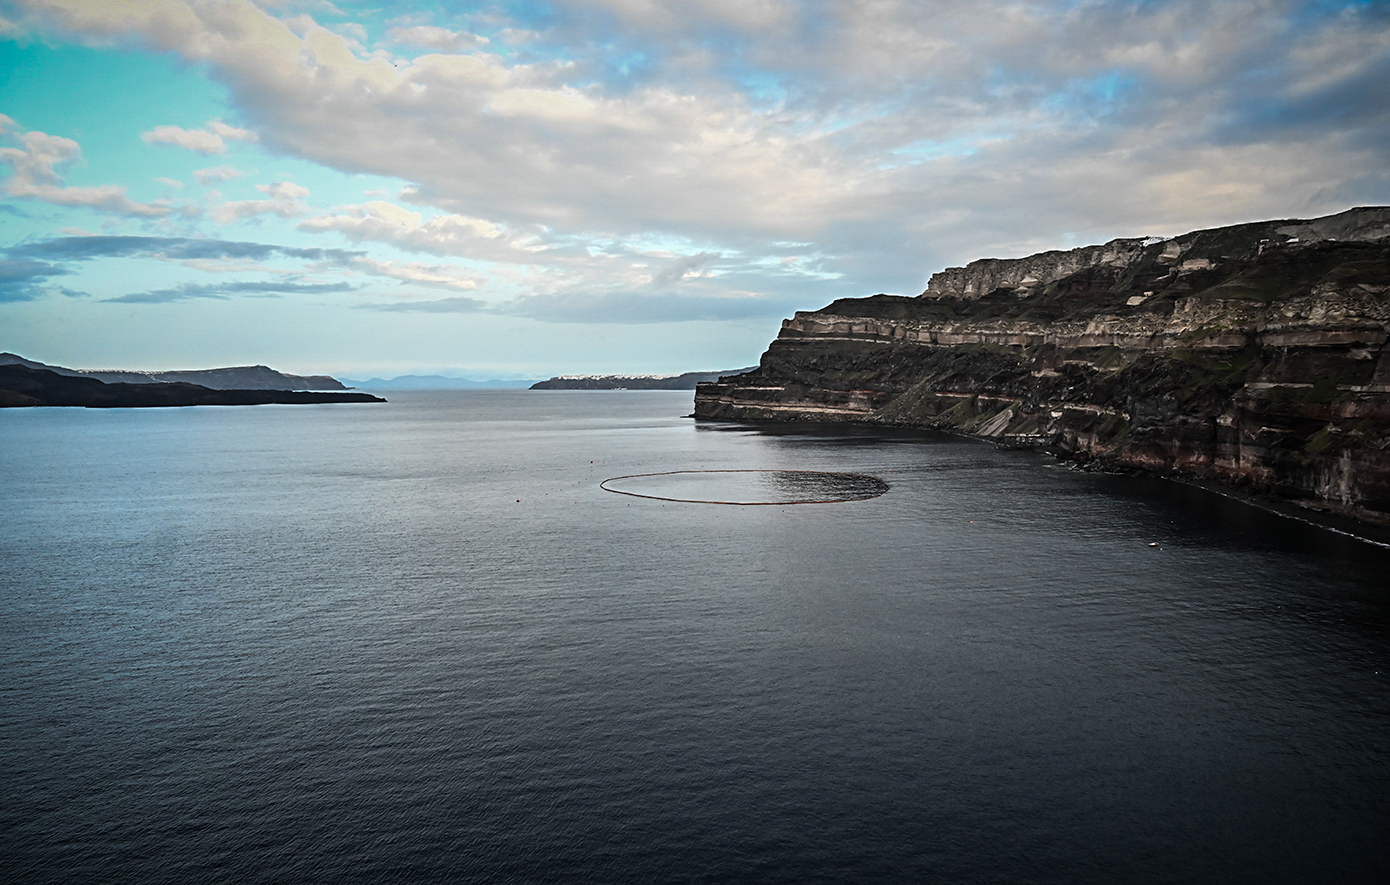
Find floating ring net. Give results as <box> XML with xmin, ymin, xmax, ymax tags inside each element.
<box><xmin>600</xmin><ymin>469</ymin><xmax>889</xmax><ymax>505</ymax></box>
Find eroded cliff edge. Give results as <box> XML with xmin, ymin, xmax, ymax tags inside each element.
<box><xmin>694</xmin><ymin>207</ymin><xmax>1390</xmax><ymax>525</ymax></box>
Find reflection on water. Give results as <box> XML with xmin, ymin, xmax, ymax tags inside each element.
<box><xmin>601</xmin><ymin>469</ymin><xmax>890</xmax><ymax>504</ymax></box>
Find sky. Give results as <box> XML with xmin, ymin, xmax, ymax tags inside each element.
<box><xmin>1</xmin><ymin>0</ymin><xmax>1388</xmax><ymax>378</ymax></box>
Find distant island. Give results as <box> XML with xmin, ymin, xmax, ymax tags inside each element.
<box><xmin>0</xmin><ymin>359</ymin><xmax>384</xmax><ymax>408</ymax></box>
<box><xmin>340</xmin><ymin>374</ymin><xmax>542</xmax><ymax>390</ymax></box>
<box><xmin>531</xmin><ymin>368</ymin><xmax>756</xmax><ymax>390</ymax></box>
<box><xmin>0</xmin><ymin>353</ymin><xmax>348</xmax><ymax>391</ymax></box>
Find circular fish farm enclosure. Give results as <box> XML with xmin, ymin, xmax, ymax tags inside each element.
<box><xmin>600</xmin><ymin>469</ymin><xmax>889</xmax><ymax>505</ymax></box>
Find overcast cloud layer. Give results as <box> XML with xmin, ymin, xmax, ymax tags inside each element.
<box><xmin>1</xmin><ymin>0</ymin><xmax>1387</xmax><ymax>375</ymax></box>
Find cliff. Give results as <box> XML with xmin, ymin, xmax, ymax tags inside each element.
<box><xmin>694</xmin><ymin>207</ymin><xmax>1390</xmax><ymax>525</ymax></box>
<box><xmin>0</xmin><ymin>365</ymin><xmax>385</xmax><ymax>408</ymax></box>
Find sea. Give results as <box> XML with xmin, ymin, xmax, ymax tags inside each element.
<box><xmin>2</xmin><ymin>390</ymin><xmax>1388</xmax><ymax>884</ymax></box>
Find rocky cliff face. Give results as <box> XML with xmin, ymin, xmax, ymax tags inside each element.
<box><xmin>695</xmin><ymin>207</ymin><xmax>1390</xmax><ymax>525</ymax></box>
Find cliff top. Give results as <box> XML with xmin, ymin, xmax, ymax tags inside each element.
<box><xmin>918</xmin><ymin>206</ymin><xmax>1390</xmax><ymax>302</ymax></box>
<box><xmin>802</xmin><ymin>208</ymin><xmax>1390</xmax><ymax>326</ymax></box>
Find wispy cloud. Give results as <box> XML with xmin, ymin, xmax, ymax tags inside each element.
<box><xmin>1</xmin><ymin>234</ymin><xmax>494</xmax><ymax>305</ymax></box>
<box><xmin>142</xmin><ymin>125</ymin><xmax>226</xmax><ymax>155</ymax></box>
<box><xmin>141</xmin><ymin>119</ymin><xmax>258</xmax><ymax>155</ymax></box>
<box><xmin>104</xmin><ymin>280</ymin><xmax>356</xmax><ymax>303</ymax></box>
<box><xmin>1</xmin><ymin>116</ymin><xmax>173</xmax><ymax>217</ymax></box>
<box><xmin>345</xmin><ymin>256</ymin><xmax>485</xmax><ymax>290</ymax></box>
<box><xmin>0</xmin><ymin>257</ymin><xmax>68</xmax><ymax>302</ymax></box>
<box><xmin>213</xmin><ymin>181</ymin><xmax>310</xmax><ymax>222</ymax></box>
<box><xmin>6</xmin><ymin>235</ymin><xmax>364</xmax><ymax>264</ymax></box>
<box><xmin>298</xmin><ymin>201</ymin><xmax>505</xmax><ymax>255</ymax></box>
<box><xmin>193</xmin><ymin>166</ymin><xmax>245</xmax><ymax>187</ymax></box>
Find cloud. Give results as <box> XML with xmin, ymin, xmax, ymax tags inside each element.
<box><xmin>8</xmin><ymin>0</ymin><xmax>1390</xmax><ymax>310</ymax></box>
<box><xmin>193</xmin><ymin>165</ymin><xmax>245</xmax><ymax>186</ymax></box>
<box><xmin>103</xmin><ymin>279</ymin><xmax>356</xmax><ymax>303</ymax></box>
<box><xmin>386</xmin><ymin>25</ymin><xmax>488</xmax><ymax>52</ymax></box>
<box><xmin>142</xmin><ymin>125</ymin><xmax>226</xmax><ymax>154</ymax></box>
<box><xmin>651</xmin><ymin>251</ymin><xmax>721</xmax><ymax>286</ymax></box>
<box><xmin>212</xmin><ymin>181</ymin><xmax>310</xmax><ymax>222</ymax></box>
<box><xmin>345</xmin><ymin>256</ymin><xmax>485</xmax><ymax>290</ymax></box>
<box><xmin>296</xmin><ymin>200</ymin><xmax>768</xmax><ymax>295</ymax></box>
<box><xmin>0</xmin><ymin>257</ymin><xmax>68</xmax><ymax>302</ymax></box>
<box><xmin>141</xmin><ymin>119</ymin><xmax>258</xmax><ymax>155</ymax></box>
<box><xmin>1</xmin><ymin>123</ymin><xmax>172</xmax><ymax>217</ymax></box>
<box><xmin>355</xmin><ymin>277</ymin><xmax>803</xmax><ymax>323</ymax></box>
<box><xmin>6</xmin><ymin>234</ymin><xmax>363</xmax><ymax>264</ymax></box>
<box><xmin>2</xmin><ymin>233</ymin><xmax>486</xmax><ymax>303</ymax></box>
<box><xmin>2</xmin><ymin>0</ymin><xmax>857</xmax><ymax>243</ymax></box>
<box><xmin>584</xmin><ymin>0</ymin><xmax>794</xmax><ymax>32</ymax></box>
<box><xmin>208</xmin><ymin>120</ymin><xmax>256</xmax><ymax>143</ymax></box>
<box><xmin>298</xmin><ymin>200</ymin><xmax>504</xmax><ymax>255</ymax></box>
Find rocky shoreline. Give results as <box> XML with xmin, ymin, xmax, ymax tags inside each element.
<box><xmin>695</xmin><ymin>207</ymin><xmax>1390</xmax><ymax>527</ymax></box>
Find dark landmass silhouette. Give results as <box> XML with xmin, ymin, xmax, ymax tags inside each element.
<box><xmin>0</xmin><ymin>364</ymin><xmax>385</xmax><ymax>408</ymax></box>
<box><xmin>0</xmin><ymin>353</ymin><xmax>348</xmax><ymax>390</ymax></box>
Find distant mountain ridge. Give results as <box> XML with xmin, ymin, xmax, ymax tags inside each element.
<box><xmin>0</xmin><ymin>353</ymin><xmax>347</xmax><ymax>391</ymax></box>
<box><xmin>0</xmin><ymin>364</ymin><xmax>384</xmax><ymax>408</ymax></box>
<box><xmin>530</xmin><ymin>368</ymin><xmax>757</xmax><ymax>390</ymax></box>
<box><xmin>340</xmin><ymin>374</ymin><xmax>542</xmax><ymax>390</ymax></box>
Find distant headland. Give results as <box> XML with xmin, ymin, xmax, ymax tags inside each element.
<box><xmin>532</xmin><ymin>368</ymin><xmax>756</xmax><ymax>390</ymax></box>
<box><xmin>0</xmin><ymin>355</ymin><xmax>383</xmax><ymax>408</ymax></box>
<box><xmin>0</xmin><ymin>353</ymin><xmax>349</xmax><ymax>391</ymax></box>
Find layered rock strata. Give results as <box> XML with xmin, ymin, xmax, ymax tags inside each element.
<box><xmin>695</xmin><ymin>207</ymin><xmax>1390</xmax><ymax>524</ymax></box>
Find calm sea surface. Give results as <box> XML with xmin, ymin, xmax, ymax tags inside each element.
<box><xmin>3</xmin><ymin>390</ymin><xmax>1388</xmax><ymax>884</ymax></box>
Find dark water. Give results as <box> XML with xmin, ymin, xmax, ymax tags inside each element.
<box><xmin>2</xmin><ymin>390</ymin><xmax>1388</xmax><ymax>884</ymax></box>
<box><xmin>601</xmin><ymin>469</ymin><xmax>889</xmax><ymax>504</ymax></box>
